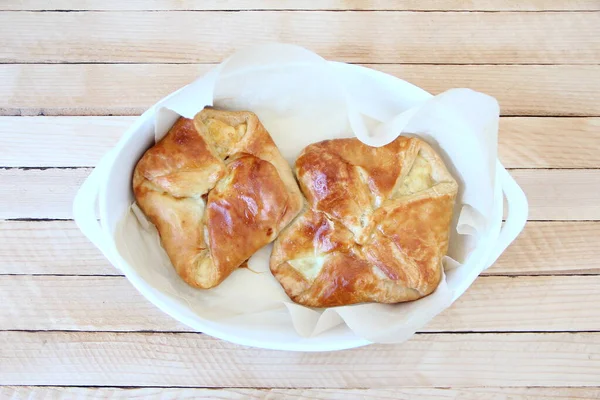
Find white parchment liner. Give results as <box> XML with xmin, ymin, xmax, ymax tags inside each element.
<box><xmin>116</xmin><ymin>44</ymin><xmax>499</xmax><ymax>343</ymax></box>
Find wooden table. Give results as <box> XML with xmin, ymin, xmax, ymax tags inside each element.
<box><xmin>1</xmin><ymin>1</ymin><xmax>599</xmax><ymax>398</ymax></box>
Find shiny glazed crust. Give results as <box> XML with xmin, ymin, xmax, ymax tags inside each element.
<box><xmin>133</xmin><ymin>109</ymin><xmax>303</xmax><ymax>289</ymax></box>
<box><xmin>270</xmin><ymin>137</ymin><xmax>458</xmax><ymax>307</ymax></box>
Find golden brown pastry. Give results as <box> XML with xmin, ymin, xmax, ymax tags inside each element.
<box><xmin>133</xmin><ymin>109</ymin><xmax>303</xmax><ymax>289</ymax></box>
<box><xmin>270</xmin><ymin>136</ymin><xmax>457</xmax><ymax>307</ymax></box>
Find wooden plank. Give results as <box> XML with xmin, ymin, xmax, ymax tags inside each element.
<box><xmin>498</xmin><ymin>117</ymin><xmax>600</xmax><ymax>169</ymax></box>
<box><xmin>1</xmin><ymin>168</ymin><xmax>598</xmax><ymax>220</ymax></box>
<box><xmin>0</xmin><ymin>220</ymin><xmax>117</xmax><ymax>275</ymax></box>
<box><xmin>1</xmin><ymin>387</ymin><xmax>599</xmax><ymax>400</ymax></box>
<box><xmin>2</xmin><ymin>0</ymin><xmax>599</xmax><ymax>11</ymax></box>
<box><xmin>1</xmin><ymin>275</ymin><xmax>599</xmax><ymax>332</ymax></box>
<box><xmin>0</xmin><ymin>116</ymin><xmax>129</xmax><ymax>167</ymax></box>
<box><xmin>494</xmin><ymin>221</ymin><xmax>600</xmax><ymax>275</ymax></box>
<box><xmin>1</xmin><ymin>331</ymin><xmax>599</xmax><ymax>387</ymax></box>
<box><xmin>2</xmin><ymin>64</ymin><xmax>600</xmax><ymax>117</ymax></box>
<box><xmin>1</xmin><ymin>12</ymin><xmax>599</xmax><ymax>64</ymax></box>
<box><xmin>0</xmin><ymin>168</ymin><xmax>89</xmax><ymax>220</ymax></box>
<box><xmin>1</xmin><ymin>221</ymin><xmax>598</xmax><ymax>276</ymax></box>
<box><xmin>377</xmin><ymin>65</ymin><xmax>600</xmax><ymax>118</ymax></box>
<box><xmin>511</xmin><ymin>169</ymin><xmax>600</xmax><ymax>221</ymax></box>
<box><xmin>0</xmin><ymin>64</ymin><xmax>210</xmax><ymax>116</ymax></box>
<box><xmin>3</xmin><ymin>116</ymin><xmax>600</xmax><ymax>168</ymax></box>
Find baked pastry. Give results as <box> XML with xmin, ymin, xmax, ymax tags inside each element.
<box><xmin>133</xmin><ymin>109</ymin><xmax>303</xmax><ymax>289</ymax></box>
<box><xmin>270</xmin><ymin>137</ymin><xmax>457</xmax><ymax>307</ymax></box>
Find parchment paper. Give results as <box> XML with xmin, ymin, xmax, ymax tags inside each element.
<box><xmin>116</xmin><ymin>44</ymin><xmax>499</xmax><ymax>343</ymax></box>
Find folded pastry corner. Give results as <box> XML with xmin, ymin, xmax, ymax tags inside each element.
<box><xmin>133</xmin><ymin>109</ymin><xmax>303</xmax><ymax>289</ymax></box>
<box><xmin>270</xmin><ymin>136</ymin><xmax>457</xmax><ymax>307</ymax></box>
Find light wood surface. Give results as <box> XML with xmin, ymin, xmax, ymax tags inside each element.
<box><xmin>2</xmin><ymin>331</ymin><xmax>600</xmax><ymax>387</ymax></box>
<box><xmin>1</xmin><ymin>3</ymin><xmax>599</xmax><ymax>398</ymax></box>
<box><xmin>2</xmin><ymin>12</ymin><xmax>599</xmax><ymax>64</ymax></box>
<box><xmin>3</xmin><ymin>64</ymin><xmax>600</xmax><ymax>116</ymax></box>
<box><xmin>3</xmin><ymin>0</ymin><xmax>600</xmax><ymax>11</ymax></box>
<box><xmin>498</xmin><ymin>117</ymin><xmax>600</xmax><ymax>168</ymax></box>
<box><xmin>2</xmin><ymin>274</ymin><xmax>599</xmax><ymax>332</ymax></box>
<box><xmin>1</xmin><ymin>387</ymin><xmax>600</xmax><ymax>399</ymax></box>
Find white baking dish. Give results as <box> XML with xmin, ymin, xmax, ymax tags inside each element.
<box><xmin>73</xmin><ymin>62</ymin><xmax>528</xmax><ymax>351</ymax></box>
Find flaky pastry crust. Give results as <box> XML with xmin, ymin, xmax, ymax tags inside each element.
<box><xmin>133</xmin><ymin>109</ymin><xmax>303</xmax><ymax>289</ymax></box>
<box><xmin>270</xmin><ymin>137</ymin><xmax>457</xmax><ymax>307</ymax></box>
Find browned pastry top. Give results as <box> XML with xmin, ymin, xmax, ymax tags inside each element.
<box><xmin>133</xmin><ymin>109</ymin><xmax>303</xmax><ymax>289</ymax></box>
<box><xmin>270</xmin><ymin>136</ymin><xmax>458</xmax><ymax>307</ymax></box>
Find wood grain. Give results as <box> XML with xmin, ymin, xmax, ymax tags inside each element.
<box><xmin>0</xmin><ymin>220</ymin><xmax>115</xmax><ymax>275</ymax></box>
<box><xmin>1</xmin><ymin>331</ymin><xmax>599</xmax><ymax>387</ymax></box>
<box><xmin>1</xmin><ymin>275</ymin><xmax>599</xmax><ymax>332</ymax></box>
<box><xmin>1</xmin><ymin>12</ymin><xmax>599</xmax><ymax>64</ymax></box>
<box><xmin>0</xmin><ymin>64</ymin><xmax>210</xmax><ymax>116</ymax></box>
<box><xmin>0</xmin><ymin>116</ymin><xmax>129</xmax><ymax>167</ymax></box>
<box><xmin>2</xmin><ymin>116</ymin><xmax>599</xmax><ymax>168</ymax></box>
<box><xmin>377</xmin><ymin>64</ymin><xmax>600</xmax><ymax>117</ymax></box>
<box><xmin>510</xmin><ymin>169</ymin><xmax>600</xmax><ymax>221</ymax></box>
<box><xmin>1</xmin><ymin>168</ymin><xmax>598</xmax><ymax>220</ymax></box>
<box><xmin>3</xmin><ymin>0</ymin><xmax>599</xmax><ymax>11</ymax></box>
<box><xmin>495</xmin><ymin>221</ymin><xmax>600</xmax><ymax>275</ymax></box>
<box><xmin>498</xmin><ymin>117</ymin><xmax>600</xmax><ymax>168</ymax></box>
<box><xmin>0</xmin><ymin>168</ymin><xmax>90</xmax><ymax>220</ymax></box>
<box><xmin>2</xmin><ymin>64</ymin><xmax>600</xmax><ymax>117</ymax></box>
<box><xmin>2</xmin><ymin>221</ymin><xmax>597</xmax><ymax>276</ymax></box>
<box><xmin>1</xmin><ymin>386</ymin><xmax>599</xmax><ymax>399</ymax></box>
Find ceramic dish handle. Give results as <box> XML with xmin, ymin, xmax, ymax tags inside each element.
<box><xmin>486</xmin><ymin>165</ymin><xmax>529</xmax><ymax>267</ymax></box>
<box><xmin>72</xmin><ymin>151</ymin><xmax>118</xmax><ymax>268</ymax></box>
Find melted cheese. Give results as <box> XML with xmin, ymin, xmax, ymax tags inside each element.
<box><xmin>236</xmin><ymin>123</ymin><xmax>247</xmax><ymax>137</ymax></box>
<box><xmin>396</xmin><ymin>154</ymin><xmax>434</xmax><ymax>196</ymax></box>
<box><xmin>204</xmin><ymin>119</ymin><xmax>247</xmax><ymax>159</ymax></box>
<box><xmin>288</xmin><ymin>256</ymin><xmax>326</xmax><ymax>281</ymax></box>
<box><xmin>206</xmin><ymin>118</ymin><xmax>234</xmax><ymax>137</ymax></box>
